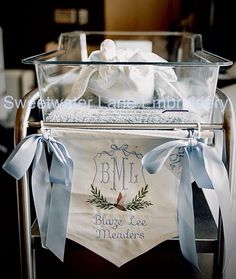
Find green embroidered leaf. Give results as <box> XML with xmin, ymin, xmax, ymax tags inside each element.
<box><xmin>87</xmin><ymin>185</ymin><xmax>115</xmax><ymax>210</ymax></box>
<box><xmin>125</xmin><ymin>185</ymin><xmax>153</xmax><ymax>211</ymax></box>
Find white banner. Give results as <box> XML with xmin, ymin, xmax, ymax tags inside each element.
<box><xmin>50</xmin><ymin>129</ymin><xmax>181</xmax><ymax>266</ymax></box>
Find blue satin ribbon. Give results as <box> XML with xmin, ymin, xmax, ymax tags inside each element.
<box><xmin>142</xmin><ymin>137</ymin><xmax>232</xmax><ymax>270</ymax></box>
<box><xmin>2</xmin><ymin>133</ymin><xmax>73</xmax><ymax>261</ymax></box>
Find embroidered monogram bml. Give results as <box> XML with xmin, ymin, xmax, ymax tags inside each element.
<box><xmin>87</xmin><ymin>144</ymin><xmax>153</xmax><ymax>211</ymax></box>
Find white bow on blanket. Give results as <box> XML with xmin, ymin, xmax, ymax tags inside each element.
<box><xmin>68</xmin><ymin>39</ymin><xmax>182</xmax><ymax>106</ymax></box>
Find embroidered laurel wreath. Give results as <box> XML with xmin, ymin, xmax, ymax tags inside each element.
<box><xmin>87</xmin><ymin>184</ymin><xmax>153</xmax><ymax>211</ymax></box>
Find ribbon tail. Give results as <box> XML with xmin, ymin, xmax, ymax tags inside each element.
<box><xmin>203</xmin><ymin>145</ymin><xmax>233</xmax><ymax>270</ymax></box>
<box><xmin>46</xmin><ymin>144</ymin><xmax>73</xmax><ymax>261</ymax></box>
<box><xmin>49</xmin><ymin>141</ymin><xmax>70</xmax><ymax>185</ymax></box>
<box><xmin>190</xmin><ymin>145</ymin><xmax>214</xmax><ymax>189</ymax></box>
<box><xmin>178</xmin><ymin>151</ymin><xmax>200</xmax><ymax>270</ymax></box>
<box><xmin>31</xmin><ymin>142</ymin><xmax>51</xmax><ymax>248</ymax></box>
<box><xmin>45</xmin><ymin>181</ymin><xmax>71</xmax><ymax>261</ymax></box>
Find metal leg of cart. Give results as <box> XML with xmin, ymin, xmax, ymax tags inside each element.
<box><xmin>14</xmin><ymin>89</ymin><xmax>39</xmax><ymax>279</ymax></box>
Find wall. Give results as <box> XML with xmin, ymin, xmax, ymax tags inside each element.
<box><xmin>104</xmin><ymin>0</ymin><xmax>182</xmax><ymax>31</ymax></box>
<box><xmin>0</xmin><ymin>0</ymin><xmax>105</xmax><ymax>69</ymax></box>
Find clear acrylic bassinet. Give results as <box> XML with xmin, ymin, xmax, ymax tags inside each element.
<box><xmin>22</xmin><ymin>31</ymin><xmax>232</xmax><ymax>125</ymax></box>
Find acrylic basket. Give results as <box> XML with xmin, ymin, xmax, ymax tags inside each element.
<box><xmin>22</xmin><ymin>31</ymin><xmax>232</xmax><ymax>124</ymax></box>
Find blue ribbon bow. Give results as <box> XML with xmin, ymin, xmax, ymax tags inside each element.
<box><xmin>142</xmin><ymin>137</ymin><xmax>232</xmax><ymax>270</ymax></box>
<box><xmin>2</xmin><ymin>133</ymin><xmax>73</xmax><ymax>261</ymax></box>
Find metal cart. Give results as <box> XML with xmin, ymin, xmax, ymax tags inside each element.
<box><xmin>12</xmin><ymin>86</ymin><xmax>233</xmax><ymax>279</ymax></box>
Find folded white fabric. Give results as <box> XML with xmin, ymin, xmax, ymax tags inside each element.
<box><xmin>68</xmin><ymin>39</ymin><xmax>181</xmax><ymax>106</ymax></box>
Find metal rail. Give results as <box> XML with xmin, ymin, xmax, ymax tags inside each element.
<box><xmin>29</xmin><ymin>121</ymin><xmax>223</xmax><ymax>130</ymax></box>
<box><xmin>14</xmin><ymin>88</ymin><xmax>39</xmax><ymax>279</ymax></box>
